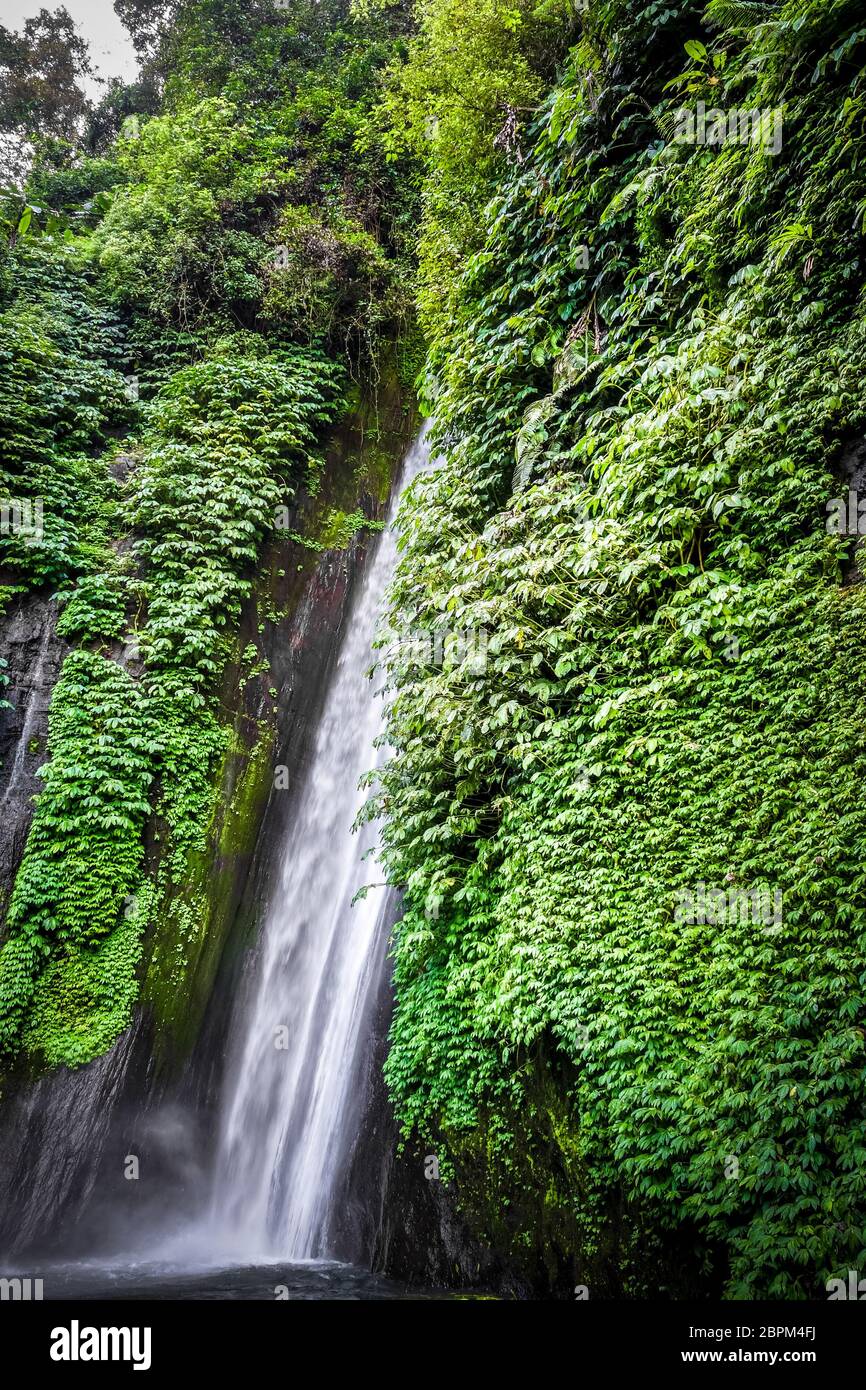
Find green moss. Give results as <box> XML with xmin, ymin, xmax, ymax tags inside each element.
<box><xmin>358</xmin><ymin>443</ymin><xmax>394</xmax><ymax>507</ymax></box>
<box><xmin>141</xmin><ymin>719</ymin><xmax>276</xmax><ymax>1063</ymax></box>
<box><xmin>317</xmin><ymin>507</ymin><xmax>383</xmax><ymax>551</ymax></box>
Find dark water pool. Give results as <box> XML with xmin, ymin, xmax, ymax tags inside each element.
<box><xmin>33</xmin><ymin>1260</ymin><xmax>488</xmax><ymax>1301</ymax></box>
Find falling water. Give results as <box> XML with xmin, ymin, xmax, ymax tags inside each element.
<box><xmin>209</xmin><ymin>427</ymin><xmax>429</xmax><ymax>1260</ymax></box>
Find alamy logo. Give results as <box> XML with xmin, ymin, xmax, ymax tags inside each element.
<box><xmin>424</xmin><ymin>888</ymin><xmax>443</xmax><ymax>922</ymax></box>
<box><xmin>826</xmin><ymin>491</ymin><xmax>866</xmax><ymax>535</ymax></box>
<box><xmin>50</xmin><ymin>1321</ymin><xmax>152</xmax><ymax>1371</ymax></box>
<box><xmin>0</xmin><ymin>1276</ymin><xmax>43</xmax><ymax>1300</ymax></box>
<box><xmin>0</xmin><ymin>496</ymin><xmax>44</xmax><ymax>545</ymax></box>
<box><xmin>674</xmin><ymin>883</ymin><xmax>782</xmax><ymax>930</ymax></box>
<box><xmin>674</xmin><ymin>101</ymin><xmax>783</xmax><ymax>155</ymax></box>
<box><xmin>391</xmin><ymin>626</ymin><xmax>489</xmax><ymax>676</ymax></box>
<box><xmin>826</xmin><ymin>1270</ymin><xmax>866</xmax><ymax>1300</ymax></box>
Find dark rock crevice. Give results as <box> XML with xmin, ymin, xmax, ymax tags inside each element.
<box><xmin>0</xmin><ymin>593</ymin><xmax>65</xmax><ymax>927</ymax></box>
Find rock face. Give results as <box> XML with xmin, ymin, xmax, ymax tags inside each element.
<box><xmin>0</xmin><ymin>594</ymin><xmax>65</xmax><ymax>921</ymax></box>
<box><xmin>330</xmin><ymin>932</ymin><xmax>510</xmax><ymax>1292</ymax></box>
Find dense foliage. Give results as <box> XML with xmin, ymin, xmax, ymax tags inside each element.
<box><xmin>0</xmin><ymin>241</ymin><xmax>131</xmax><ymax>594</ymax></box>
<box><xmin>373</xmin><ymin>0</ymin><xmax>866</xmax><ymax>1296</ymax></box>
<box><xmin>0</xmin><ymin>650</ymin><xmax>154</xmax><ymax>1064</ymax></box>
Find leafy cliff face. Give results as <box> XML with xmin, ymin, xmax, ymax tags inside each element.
<box><xmin>0</xmin><ymin>0</ymin><xmax>416</xmax><ymax>1071</ymax></box>
<box><xmin>373</xmin><ymin>0</ymin><xmax>866</xmax><ymax>1296</ymax></box>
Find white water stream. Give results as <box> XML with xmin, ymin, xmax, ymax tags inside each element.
<box><xmin>207</xmin><ymin>429</ymin><xmax>428</xmax><ymax>1259</ymax></box>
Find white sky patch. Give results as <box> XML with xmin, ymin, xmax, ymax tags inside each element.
<box><xmin>0</xmin><ymin>0</ymin><xmax>140</xmax><ymax>94</ymax></box>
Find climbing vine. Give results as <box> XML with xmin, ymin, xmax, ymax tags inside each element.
<box><xmin>374</xmin><ymin>0</ymin><xmax>866</xmax><ymax>1297</ymax></box>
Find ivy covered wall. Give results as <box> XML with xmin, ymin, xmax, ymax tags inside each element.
<box><xmin>372</xmin><ymin>0</ymin><xmax>866</xmax><ymax>1298</ymax></box>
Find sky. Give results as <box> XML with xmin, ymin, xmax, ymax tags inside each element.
<box><xmin>0</xmin><ymin>0</ymin><xmax>141</xmax><ymax>93</ymax></box>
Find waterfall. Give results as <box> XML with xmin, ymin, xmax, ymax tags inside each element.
<box><xmin>208</xmin><ymin>427</ymin><xmax>428</xmax><ymax>1261</ymax></box>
